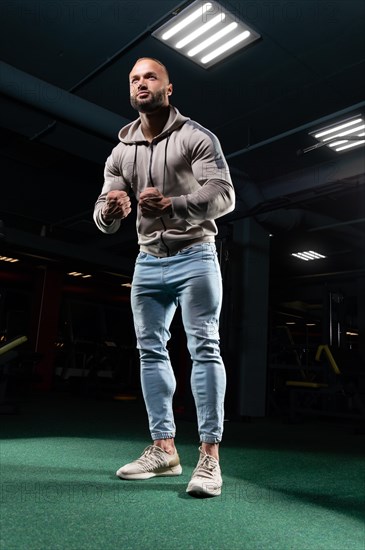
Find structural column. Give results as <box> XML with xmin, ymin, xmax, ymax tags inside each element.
<box><xmin>230</xmin><ymin>218</ymin><xmax>270</xmax><ymax>417</ymax></box>
<box><xmin>357</xmin><ymin>276</ymin><xmax>365</xmax><ymax>361</ymax></box>
<box><xmin>30</xmin><ymin>267</ymin><xmax>63</xmax><ymax>391</ymax></box>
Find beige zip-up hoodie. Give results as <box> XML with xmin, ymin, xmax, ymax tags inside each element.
<box><xmin>93</xmin><ymin>105</ymin><xmax>235</xmax><ymax>257</ymax></box>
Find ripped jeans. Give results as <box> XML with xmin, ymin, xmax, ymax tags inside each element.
<box><xmin>131</xmin><ymin>242</ymin><xmax>226</xmax><ymax>444</ymax></box>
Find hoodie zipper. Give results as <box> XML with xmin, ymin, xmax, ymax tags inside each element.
<box><xmin>148</xmin><ymin>141</ymin><xmax>170</xmax><ymax>256</ymax></box>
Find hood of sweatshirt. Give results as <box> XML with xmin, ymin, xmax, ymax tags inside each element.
<box><xmin>118</xmin><ymin>105</ymin><xmax>189</xmax><ymax>144</ymax></box>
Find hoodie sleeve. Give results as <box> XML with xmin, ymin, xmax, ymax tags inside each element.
<box><xmin>170</xmin><ymin>126</ymin><xmax>235</xmax><ymax>220</ymax></box>
<box><xmin>93</xmin><ymin>147</ymin><xmax>129</xmax><ymax>234</ymax></box>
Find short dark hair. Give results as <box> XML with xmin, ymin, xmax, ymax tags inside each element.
<box><xmin>134</xmin><ymin>57</ymin><xmax>170</xmax><ymax>82</ymax></box>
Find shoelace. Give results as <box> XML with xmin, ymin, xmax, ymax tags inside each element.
<box><xmin>136</xmin><ymin>445</ymin><xmax>169</xmax><ymax>473</ymax></box>
<box><xmin>193</xmin><ymin>454</ymin><xmax>219</xmax><ymax>480</ymax></box>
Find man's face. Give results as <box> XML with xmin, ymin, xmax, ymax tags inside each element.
<box><xmin>129</xmin><ymin>59</ymin><xmax>172</xmax><ymax>114</ymax></box>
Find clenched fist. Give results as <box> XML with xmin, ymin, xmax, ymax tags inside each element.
<box><xmin>139</xmin><ymin>187</ymin><xmax>172</xmax><ymax>218</ymax></box>
<box><xmin>102</xmin><ymin>190</ymin><xmax>131</xmax><ymax>221</ymax></box>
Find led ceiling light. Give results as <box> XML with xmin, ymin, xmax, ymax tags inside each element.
<box><xmin>291</xmin><ymin>251</ymin><xmax>326</xmax><ymax>261</ymax></box>
<box><xmin>0</xmin><ymin>255</ymin><xmax>19</xmax><ymax>263</ymax></box>
<box><xmin>67</xmin><ymin>271</ymin><xmax>92</xmax><ymax>278</ymax></box>
<box><xmin>152</xmin><ymin>1</ymin><xmax>261</xmax><ymax>69</ymax></box>
<box><xmin>309</xmin><ymin>115</ymin><xmax>365</xmax><ymax>153</ymax></box>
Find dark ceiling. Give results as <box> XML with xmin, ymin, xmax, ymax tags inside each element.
<box><xmin>0</xmin><ymin>0</ymin><xmax>364</xmax><ymax>285</ymax></box>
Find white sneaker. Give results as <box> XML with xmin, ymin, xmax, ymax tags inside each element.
<box><xmin>186</xmin><ymin>447</ymin><xmax>222</xmax><ymax>497</ymax></box>
<box><xmin>116</xmin><ymin>445</ymin><xmax>182</xmax><ymax>480</ymax></box>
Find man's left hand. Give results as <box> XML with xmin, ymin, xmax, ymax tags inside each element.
<box><xmin>139</xmin><ymin>187</ymin><xmax>172</xmax><ymax>218</ymax></box>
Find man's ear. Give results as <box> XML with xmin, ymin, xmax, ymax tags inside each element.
<box><xmin>167</xmin><ymin>83</ymin><xmax>173</xmax><ymax>96</ymax></box>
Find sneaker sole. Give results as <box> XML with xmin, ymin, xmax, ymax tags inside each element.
<box><xmin>116</xmin><ymin>464</ymin><xmax>182</xmax><ymax>480</ymax></box>
<box><xmin>186</xmin><ymin>482</ymin><xmax>222</xmax><ymax>497</ymax></box>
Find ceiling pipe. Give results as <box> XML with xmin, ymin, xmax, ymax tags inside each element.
<box><xmin>226</xmin><ymin>100</ymin><xmax>365</xmax><ymax>159</ymax></box>
<box><xmin>42</xmin><ymin>1</ymin><xmax>190</xmax><ymax>97</ymax></box>
<box><xmin>27</xmin><ymin>0</ymin><xmax>190</xmax><ymax>142</ymax></box>
<box><xmin>230</xmin><ymin>160</ymin><xmax>364</xmax><ymax>216</ymax></box>
<box><xmin>4</xmin><ymin>226</ymin><xmax>135</xmax><ymax>275</ymax></box>
<box><xmin>0</xmin><ymin>61</ymin><xmax>129</xmax><ymax>142</ymax></box>
<box><xmin>257</xmin><ymin>153</ymin><xmax>364</xmax><ymax>202</ymax></box>
<box><xmin>228</xmin><ymin>168</ymin><xmax>365</xmax><ymax>247</ymax></box>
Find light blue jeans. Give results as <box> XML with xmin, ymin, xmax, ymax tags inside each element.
<box><xmin>131</xmin><ymin>242</ymin><xmax>226</xmax><ymax>444</ymax></box>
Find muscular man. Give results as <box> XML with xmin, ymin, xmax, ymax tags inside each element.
<box><xmin>94</xmin><ymin>57</ymin><xmax>235</xmax><ymax>497</ymax></box>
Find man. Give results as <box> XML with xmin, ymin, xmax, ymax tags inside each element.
<box><xmin>94</xmin><ymin>57</ymin><xmax>235</xmax><ymax>497</ymax></box>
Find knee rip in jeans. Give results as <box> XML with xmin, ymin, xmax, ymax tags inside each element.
<box><xmin>202</xmin><ymin>319</ymin><xmax>219</xmax><ymax>339</ymax></box>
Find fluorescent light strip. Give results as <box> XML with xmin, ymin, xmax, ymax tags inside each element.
<box><xmin>329</xmin><ymin>131</ymin><xmax>365</xmax><ymax>148</ymax></box>
<box><xmin>335</xmin><ymin>139</ymin><xmax>365</xmax><ymax>152</ymax></box>
<box><xmin>201</xmin><ymin>30</ymin><xmax>250</xmax><ymax>64</ymax></box>
<box><xmin>314</xmin><ymin>118</ymin><xmax>362</xmax><ymax>138</ymax></box>
<box><xmin>292</xmin><ymin>253</ymin><xmax>309</xmax><ymax>261</ymax></box>
<box><xmin>329</xmin><ymin>140</ymin><xmax>349</xmax><ymax>148</ymax></box>
<box><xmin>188</xmin><ymin>22</ymin><xmax>238</xmax><ymax>56</ymax></box>
<box><xmin>328</xmin><ymin>132</ymin><xmax>365</xmax><ymax>151</ymax></box>
<box><xmin>176</xmin><ymin>13</ymin><xmax>225</xmax><ymax>49</ymax></box>
<box><xmin>322</xmin><ymin>123</ymin><xmax>365</xmax><ymax>142</ymax></box>
<box><xmin>308</xmin><ymin>250</ymin><xmax>326</xmax><ymax>259</ymax></box>
<box><xmin>162</xmin><ymin>2</ymin><xmax>212</xmax><ymax>41</ymax></box>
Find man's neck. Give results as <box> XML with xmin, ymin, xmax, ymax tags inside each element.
<box><xmin>140</xmin><ymin>106</ymin><xmax>170</xmax><ymax>142</ymax></box>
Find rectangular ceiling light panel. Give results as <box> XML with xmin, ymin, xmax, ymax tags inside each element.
<box><xmin>310</xmin><ymin>115</ymin><xmax>365</xmax><ymax>153</ymax></box>
<box><xmin>152</xmin><ymin>1</ymin><xmax>261</xmax><ymax>68</ymax></box>
<box><xmin>291</xmin><ymin>251</ymin><xmax>326</xmax><ymax>261</ymax></box>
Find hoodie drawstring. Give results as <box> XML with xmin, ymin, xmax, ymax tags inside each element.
<box><xmin>132</xmin><ymin>143</ymin><xmax>138</xmax><ymax>183</ymax></box>
<box><xmin>163</xmin><ymin>134</ymin><xmax>170</xmax><ymax>195</ymax></box>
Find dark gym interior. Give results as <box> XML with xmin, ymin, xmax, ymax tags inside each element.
<box><xmin>1</xmin><ymin>1</ymin><xmax>364</xmax><ymax>549</ymax></box>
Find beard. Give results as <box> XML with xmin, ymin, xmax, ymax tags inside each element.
<box><xmin>130</xmin><ymin>88</ymin><xmax>167</xmax><ymax>113</ymax></box>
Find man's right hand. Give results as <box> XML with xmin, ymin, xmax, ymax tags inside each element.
<box><xmin>102</xmin><ymin>190</ymin><xmax>132</xmax><ymax>221</ymax></box>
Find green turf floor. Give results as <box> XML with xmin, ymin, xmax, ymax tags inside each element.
<box><xmin>1</xmin><ymin>393</ymin><xmax>364</xmax><ymax>550</ymax></box>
